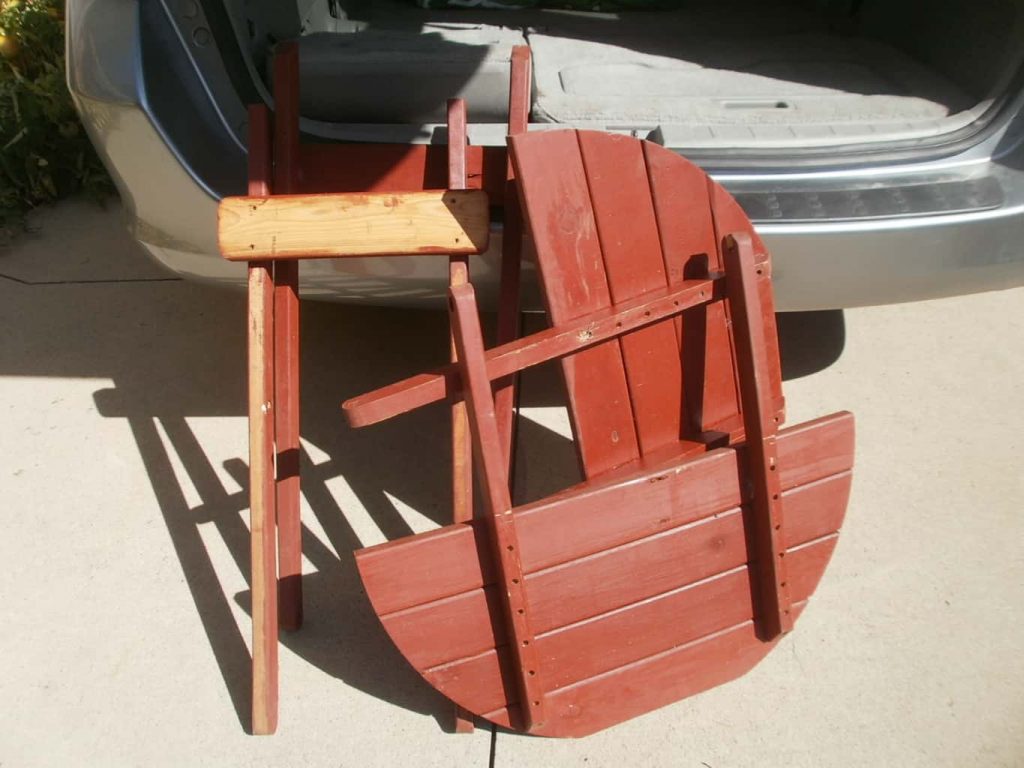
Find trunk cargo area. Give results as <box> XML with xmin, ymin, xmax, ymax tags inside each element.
<box><xmin>245</xmin><ymin>0</ymin><xmax>1024</xmax><ymax>147</ymax></box>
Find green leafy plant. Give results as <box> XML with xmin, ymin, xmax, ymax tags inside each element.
<box><xmin>1</xmin><ymin>0</ymin><xmax>112</xmax><ymax>239</ymax></box>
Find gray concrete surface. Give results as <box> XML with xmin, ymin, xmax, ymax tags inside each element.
<box><xmin>1</xmin><ymin>199</ymin><xmax>1022</xmax><ymax>767</ymax></box>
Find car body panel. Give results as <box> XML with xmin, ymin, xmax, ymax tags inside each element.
<box><xmin>67</xmin><ymin>0</ymin><xmax>1024</xmax><ymax>311</ymax></box>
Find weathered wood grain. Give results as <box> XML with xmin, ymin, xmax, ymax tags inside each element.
<box><xmin>219</xmin><ymin>190</ymin><xmax>491</xmax><ymax>261</ymax></box>
<box><xmin>246</xmin><ymin>101</ymin><xmax>278</xmax><ymax>736</ymax></box>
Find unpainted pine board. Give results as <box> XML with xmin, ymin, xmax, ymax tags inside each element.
<box><xmin>577</xmin><ymin>131</ymin><xmax>684</xmax><ymax>455</ymax></box>
<box><xmin>356</xmin><ymin>411</ymin><xmax>853</xmax><ymax>616</ymax></box>
<box><xmin>509</xmin><ymin>130</ymin><xmax>640</xmax><ymax>476</ymax></box>
<box><xmin>218</xmin><ymin>190</ymin><xmax>491</xmax><ymax>261</ymax></box>
<box><xmin>370</xmin><ymin>470</ymin><xmax>848</xmax><ymax>672</ymax></box>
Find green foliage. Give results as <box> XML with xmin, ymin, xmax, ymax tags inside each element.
<box><xmin>1</xmin><ymin>0</ymin><xmax>112</xmax><ymax>238</ymax></box>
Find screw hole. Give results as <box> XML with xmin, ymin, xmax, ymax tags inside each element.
<box><xmin>528</xmin><ymin>670</ymin><xmax>536</xmax><ymax>676</ymax></box>
<box><xmin>517</xmin><ymin>608</ymin><xmax>524</xmax><ymax>615</ymax></box>
<box><xmin>506</xmin><ymin>545</ymin><xmax>514</xmax><ymax>551</ymax></box>
<box><xmin>512</xmin><ymin>577</ymin><xmax>519</xmax><ymax>584</ymax></box>
<box><xmin>522</xmin><ymin>640</ymin><xmax>530</xmax><ymax>646</ymax></box>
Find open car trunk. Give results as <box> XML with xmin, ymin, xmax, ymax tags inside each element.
<box><xmin>234</xmin><ymin>0</ymin><xmax>1024</xmax><ymax>150</ymax></box>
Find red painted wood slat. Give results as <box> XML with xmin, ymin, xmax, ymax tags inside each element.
<box><xmin>357</xmin><ymin>411</ymin><xmax>852</xmax><ymax>616</ymax></box>
<box><xmin>343</xmin><ymin>278</ymin><xmax>718</xmax><ymax>429</ymax></box>
<box><xmin>449</xmin><ymin>284</ymin><xmax>548</xmax><ymax>730</ymax></box>
<box><xmin>417</xmin><ymin>539</ymin><xmax>828</xmax><ymax>735</ymax></box>
<box><xmin>722</xmin><ymin>232</ymin><xmax>792</xmax><ymax>637</ymax></box>
<box><xmin>493</xmin><ymin>45</ymin><xmax>533</xmax><ymax>485</ymax></box>
<box><xmin>378</xmin><ymin>470</ymin><xmax>849</xmax><ymax>673</ymax></box>
<box><xmin>578</xmin><ymin>132</ymin><xmax>684</xmax><ymax>455</ymax></box>
<box><xmin>271</xmin><ymin>42</ymin><xmax>303</xmax><ymax>634</ymax></box>
<box><xmin>509</xmin><ymin>131</ymin><xmax>640</xmax><ymax>477</ymax></box>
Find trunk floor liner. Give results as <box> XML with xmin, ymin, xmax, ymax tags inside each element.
<box><xmin>289</xmin><ymin>0</ymin><xmax>973</xmax><ymax>139</ymax></box>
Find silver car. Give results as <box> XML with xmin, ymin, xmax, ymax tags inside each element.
<box><xmin>67</xmin><ymin>0</ymin><xmax>1024</xmax><ymax>310</ymax></box>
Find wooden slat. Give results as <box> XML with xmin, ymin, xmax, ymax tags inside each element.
<box><xmin>447</xmin><ymin>100</ymin><xmax>474</xmax><ymax>530</ymax></box>
<box><xmin>377</xmin><ymin>471</ymin><xmax>848</xmax><ymax>672</ymax></box>
<box><xmin>357</xmin><ymin>522</ymin><xmax>496</xmax><ymax>618</ymax></box>
<box><xmin>343</xmin><ymin>278</ymin><xmax>718</xmax><ymax>428</ymax></box>
<box><xmin>642</xmin><ymin>142</ymin><xmax>716</xmax><ymax>435</ymax></box>
<box><xmin>357</xmin><ymin>411</ymin><xmax>852</xmax><ymax>617</ymax></box>
<box><xmin>246</xmin><ymin>102</ymin><xmax>278</xmax><ymax>736</ymax></box>
<box><xmin>536</xmin><ymin>538</ymin><xmax>835</xmax><ymax>691</ymax></box>
<box><xmin>446</xmin><ymin>97</ymin><xmax>476</xmax><ymax>735</ymax></box>
<box><xmin>297</xmin><ymin>143</ymin><xmax>507</xmax><ymax>201</ymax></box>
<box><xmin>218</xmin><ymin>190</ymin><xmax>490</xmax><ymax>261</ymax></box>
<box><xmin>578</xmin><ymin>132</ymin><xmax>684</xmax><ymax>455</ymax></box>
<box><xmin>493</xmin><ymin>44</ymin><xmax>533</xmax><ymax>483</ymax></box>
<box><xmin>449</xmin><ymin>284</ymin><xmax>548</xmax><ymax>730</ymax></box>
<box><xmin>539</xmin><ymin>602</ymin><xmax>810</xmax><ymax>737</ymax></box>
<box><xmin>509</xmin><ymin>131</ymin><xmax>640</xmax><ymax>477</ymax></box>
<box><xmin>709</xmin><ymin>180</ymin><xmax>784</xmax><ymax>420</ymax></box>
<box><xmin>724</xmin><ymin>232</ymin><xmax>791</xmax><ymax>637</ymax></box>
<box><xmin>418</xmin><ymin>536</ymin><xmax>828</xmax><ymax>730</ymax></box>
<box><xmin>272</xmin><ymin>42</ymin><xmax>303</xmax><ymax>636</ymax></box>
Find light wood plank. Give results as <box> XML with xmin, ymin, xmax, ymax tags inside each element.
<box><xmin>219</xmin><ymin>190</ymin><xmax>490</xmax><ymax>261</ymax></box>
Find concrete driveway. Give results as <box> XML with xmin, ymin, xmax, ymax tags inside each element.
<box><xmin>1</xmin><ymin>200</ymin><xmax>1021</xmax><ymax>767</ymax></box>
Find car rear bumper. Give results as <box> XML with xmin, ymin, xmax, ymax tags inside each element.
<box><xmin>68</xmin><ymin>0</ymin><xmax>1024</xmax><ymax>311</ymax></box>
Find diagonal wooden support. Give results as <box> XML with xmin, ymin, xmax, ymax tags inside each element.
<box><xmin>343</xmin><ymin>277</ymin><xmax>720</xmax><ymax>428</ymax></box>
<box><xmin>448</xmin><ymin>284</ymin><xmax>548</xmax><ymax>733</ymax></box>
<box><xmin>722</xmin><ymin>232</ymin><xmax>793</xmax><ymax>639</ymax></box>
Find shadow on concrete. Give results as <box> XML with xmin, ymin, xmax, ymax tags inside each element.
<box><xmin>0</xmin><ymin>211</ymin><xmax>845</xmax><ymax>732</ymax></box>
<box><xmin>777</xmin><ymin>310</ymin><xmax>846</xmax><ymax>380</ymax></box>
